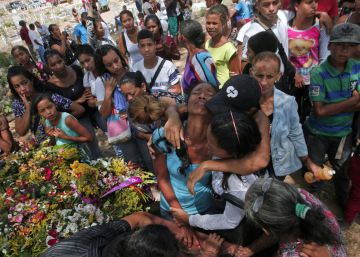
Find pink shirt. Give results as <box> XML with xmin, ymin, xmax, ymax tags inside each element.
<box><xmin>288</xmin><ymin>21</ymin><xmax>329</xmax><ymax>85</ymax></box>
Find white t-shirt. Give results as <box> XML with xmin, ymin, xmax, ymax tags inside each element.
<box><xmin>94</xmin><ymin>76</ymin><xmax>106</xmax><ymax>110</ymax></box>
<box><xmin>132</xmin><ymin>57</ymin><xmax>180</xmax><ymax>99</ymax></box>
<box><xmin>37</xmin><ymin>25</ymin><xmax>50</xmax><ymax>37</ymax></box>
<box><xmin>28</xmin><ymin>30</ymin><xmax>43</xmax><ymax>50</ymax></box>
<box><xmin>241</xmin><ymin>10</ymin><xmax>289</xmax><ymax>60</ymax></box>
<box><xmin>83</xmin><ymin>71</ymin><xmax>97</xmax><ymax>95</ymax></box>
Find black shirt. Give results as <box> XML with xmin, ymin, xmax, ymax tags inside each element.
<box><xmin>41</xmin><ymin>220</ymin><xmax>131</xmax><ymax>257</ymax></box>
<box><xmin>49</xmin><ymin>36</ymin><xmax>77</xmax><ymax>66</ymax></box>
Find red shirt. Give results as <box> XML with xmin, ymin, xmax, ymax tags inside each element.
<box><xmin>282</xmin><ymin>0</ymin><xmax>339</xmax><ymax>18</ymax></box>
<box><xmin>20</xmin><ymin>27</ymin><xmax>32</xmax><ymax>45</ymax></box>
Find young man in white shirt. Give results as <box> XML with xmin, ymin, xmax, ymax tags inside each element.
<box><xmin>241</xmin><ymin>0</ymin><xmax>289</xmax><ymax>62</ymax></box>
<box><xmin>132</xmin><ymin>29</ymin><xmax>183</xmax><ymax>104</ymax></box>
<box><xmin>29</xmin><ymin>23</ymin><xmax>45</xmax><ymax>63</ymax></box>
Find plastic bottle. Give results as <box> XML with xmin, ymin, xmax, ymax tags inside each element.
<box><xmin>304</xmin><ymin>165</ymin><xmax>336</xmax><ymax>184</ymax></box>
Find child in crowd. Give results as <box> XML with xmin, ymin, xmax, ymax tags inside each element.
<box><xmin>205</xmin><ymin>5</ymin><xmax>239</xmax><ymax>87</ymax></box>
<box><xmin>34</xmin><ymin>94</ymin><xmax>92</xmax><ymax>147</ymax></box>
<box><xmin>132</xmin><ymin>29</ymin><xmax>183</xmax><ymax>104</ymax></box>
<box><xmin>304</xmin><ymin>23</ymin><xmax>360</xmax><ymax>209</ymax></box>
<box><xmin>288</xmin><ymin>0</ymin><xmax>330</xmax><ymax>121</ymax></box>
<box><xmin>242</xmin><ymin>31</ymin><xmax>278</xmax><ymax>75</ymax></box>
<box><xmin>145</xmin><ymin>14</ymin><xmax>180</xmax><ymax>61</ymax></box>
<box><xmin>11</xmin><ymin>45</ymin><xmax>49</xmax><ymax>82</ymax></box>
<box><xmin>76</xmin><ymin>44</ymin><xmax>107</xmax><ymax>133</ymax></box>
<box><xmin>128</xmin><ymin>94</ymin><xmax>167</xmax><ymax>157</ymax></box>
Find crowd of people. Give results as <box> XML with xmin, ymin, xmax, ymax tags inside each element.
<box><xmin>1</xmin><ymin>0</ymin><xmax>360</xmax><ymax>256</ymax></box>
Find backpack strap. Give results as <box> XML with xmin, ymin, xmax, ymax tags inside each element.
<box><xmin>149</xmin><ymin>59</ymin><xmax>166</xmax><ymax>90</ymax></box>
<box><xmin>221</xmin><ymin>193</ymin><xmax>244</xmax><ymax>209</ymax></box>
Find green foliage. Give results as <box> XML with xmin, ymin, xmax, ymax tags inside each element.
<box><xmin>0</xmin><ymin>52</ymin><xmax>13</xmax><ymax>68</ymax></box>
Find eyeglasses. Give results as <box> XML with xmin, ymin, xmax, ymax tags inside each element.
<box><xmin>252</xmin><ymin>178</ymin><xmax>273</xmax><ymax>213</ymax></box>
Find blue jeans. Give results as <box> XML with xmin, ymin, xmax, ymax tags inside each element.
<box><xmin>304</xmin><ymin>126</ymin><xmax>351</xmax><ymax>207</ymax></box>
<box><xmin>37</xmin><ymin>45</ymin><xmax>45</xmax><ymax>63</ymax></box>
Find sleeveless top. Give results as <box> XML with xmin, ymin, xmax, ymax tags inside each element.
<box><xmin>124</xmin><ymin>30</ymin><xmax>143</xmax><ymax>67</ymax></box>
<box><xmin>45</xmin><ymin>112</ymin><xmax>79</xmax><ymax>146</ymax></box>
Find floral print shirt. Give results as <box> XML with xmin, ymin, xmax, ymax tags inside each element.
<box><xmin>12</xmin><ymin>93</ymin><xmax>72</xmax><ymax>143</ymax></box>
<box><xmin>278</xmin><ymin>189</ymin><xmax>346</xmax><ymax>257</ymax></box>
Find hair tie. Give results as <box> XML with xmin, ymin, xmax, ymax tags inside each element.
<box><xmin>295</xmin><ymin>203</ymin><xmax>310</xmax><ymax>219</ymax></box>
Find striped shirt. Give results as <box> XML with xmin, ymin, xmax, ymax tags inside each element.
<box><xmin>181</xmin><ymin>51</ymin><xmax>219</xmax><ymax>95</ymax></box>
<box><xmin>306</xmin><ymin>58</ymin><xmax>360</xmax><ymax>137</ymax></box>
<box><xmin>41</xmin><ymin>220</ymin><xmax>131</xmax><ymax>257</ymax></box>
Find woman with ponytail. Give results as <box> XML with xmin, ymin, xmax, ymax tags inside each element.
<box><xmin>243</xmin><ymin>178</ymin><xmax>346</xmax><ymax>257</ymax></box>
<box><xmin>179</xmin><ymin>20</ymin><xmax>219</xmax><ymax>96</ymax></box>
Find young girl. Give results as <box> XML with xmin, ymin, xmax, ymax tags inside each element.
<box><xmin>118</xmin><ymin>10</ymin><xmax>143</xmax><ymax>67</ymax></box>
<box><xmin>76</xmin><ymin>44</ymin><xmax>107</xmax><ymax>133</ymax></box>
<box><xmin>34</xmin><ymin>94</ymin><xmax>92</xmax><ymax>146</ymax></box>
<box><xmin>171</xmin><ymin>112</ymin><xmax>259</xmax><ymax>244</ymax></box>
<box><xmin>205</xmin><ymin>5</ymin><xmax>239</xmax><ymax>87</ymax></box>
<box><xmin>288</xmin><ymin>0</ymin><xmax>330</xmax><ymax>120</ymax></box>
<box><xmin>11</xmin><ymin>45</ymin><xmax>49</xmax><ymax>82</ymax></box>
<box><xmin>145</xmin><ymin>14</ymin><xmax>180</xmax><ymax>61</ymax></box>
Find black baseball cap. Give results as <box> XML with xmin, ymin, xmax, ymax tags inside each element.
<box><xmin>206</xmin><ymin>75</ymin><xmax>261</xmax><ymax>114</ymax></box>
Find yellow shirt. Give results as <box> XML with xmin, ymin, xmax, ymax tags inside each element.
<box><xmin>205</xmin><ymin>40</ymin><xmax>237</xmax><ymax>87</ymax></box>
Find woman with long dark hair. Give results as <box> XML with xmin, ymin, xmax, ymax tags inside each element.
<box><xmin>151</xmin><ymin>83</ymin><xmax>216</xmax><ymax>243</ymax></box>
<box><xmin>44</xmin><ymin>49</ymin><xmax>102</xmax><ymax>159</ymax></box>
<box><xmin>117</xmin><ymin>10</ymin><xmax>143</xmax><ymax>67</ymax></box>
<box><xmin>8</xmin><ymin>66</ymin><xmax>84</xmax><ymax>144</ymax></box>
<box><xmin>11</xmin><ymin>45</ymin><xmax>49</xmax><ymax>82</ymax></box>
<box><xmin>94</xmin><ymin>44</ymin><xmax>145</xmax><ymax>165</ymax></box>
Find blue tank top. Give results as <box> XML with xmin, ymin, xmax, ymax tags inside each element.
<box><xmin>45</xmin><ymin>112</ymin><xmax>79</xmax><ymax>146</ymax></box>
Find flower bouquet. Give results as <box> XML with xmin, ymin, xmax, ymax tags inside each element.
<box><xmin>0</xmin><ymin>141</ymin><xmax>156</xmax><ymax>257</ymax></box>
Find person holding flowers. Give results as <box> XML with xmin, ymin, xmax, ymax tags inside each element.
<box><xmin>33</xmin><ymin>94</ymin><xmax>93</xmax><ymax>147</ymax></box>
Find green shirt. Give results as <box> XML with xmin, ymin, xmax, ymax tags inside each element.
<box><xmin>305</xmin><ymin>57</ymin><xmax>360</xmax><ymax>137</ymax></box>
<box><xmin>205</xmin><ymin>40</ymin><xmax>237</xmax><ymax>87</ymax></box>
